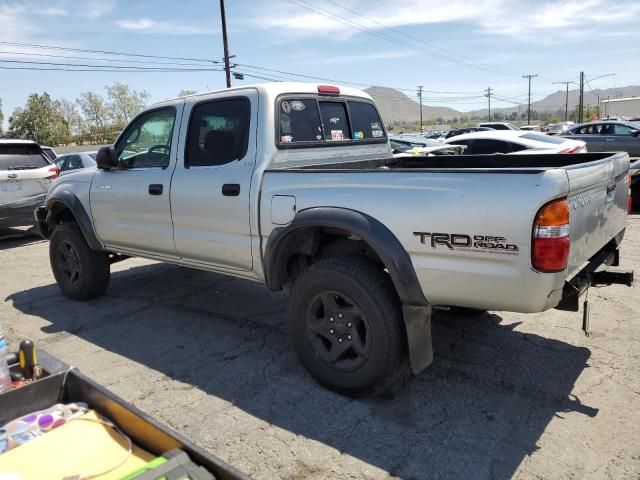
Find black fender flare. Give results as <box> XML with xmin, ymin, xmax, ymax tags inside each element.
<box><xmin>264</xmin><ymin>207</ymin><xmax>433</xmax><ymax>374</ymax></box>
<box><xmin>43</xmin><ymin>190</ymin><xmax>103</xmax><ymax>251</ymax></box>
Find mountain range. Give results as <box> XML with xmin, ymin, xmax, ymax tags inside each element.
<box><xmin>365</xmin><ymin>85</ymin><xmax>640</xmax><ymax>124</ymax></box>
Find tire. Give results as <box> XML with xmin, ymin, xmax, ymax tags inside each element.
<box><xmin>288</xmin><ymin>256</ymin><xmax>407</xmax><ymax>396</ymax></box>
<box><xmin>49</xmin><ymin>223</ymin><xmax>110</xmax><ymax>300</ymax></box>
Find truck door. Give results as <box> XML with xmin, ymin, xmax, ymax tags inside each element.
<box><xmin>90</xmin><ymin>106</ymin><xmax>181</xmax><ymax>256</ymax></box>
<box><xmin>170</xmin><ymin>91</ymin><xmax>257</xmax><ymax>271</ymax></box>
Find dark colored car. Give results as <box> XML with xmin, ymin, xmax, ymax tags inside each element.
<box><xmin>563</xmin><ymin>121</ymin><xmax>640</xmax><ymax>157</ymax></box>
<box><xmin>444</xmin><ymin>127</ymin><xmax>494</xmax><ymax>139</ymax></box>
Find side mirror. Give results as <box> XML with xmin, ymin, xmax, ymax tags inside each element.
<box><xmin>96</xmin><ymin>145</ymin><xmax>118</xmax><ymax>170</ymax></box>
<box><xmin>630</xmin><ymin>129</ymin><xmax>640</xmax><ymax>137</ymax></box>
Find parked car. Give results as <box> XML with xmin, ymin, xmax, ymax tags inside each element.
<box><xmin>444</xmin><ymin>130</ymin><xmax>587</xmax><ymax>154</ymax></box>
<box><xmin>443</xmin><ymin>127</ymin><xmax>494</xmax><ymax>139</ymax></box>
<box><xmin>390</xmin><ymin>137</ymin><xmax>465</xmax><ymax>156</ymax></box>
<box><xmin>630</xmin><ymin>159</ymin><xmax>640</xmax><ymax>210</ymax></box>
<box><xmin>562</xmin><ymin>121</ymin><xmax>640</xmax><ymax>157</ymax></box>
<box><xmin>40</xmin><ymin>146</ymin><xmax>58</xmax><ymax>161</ymax></box>
<box><xmin>0</xmin><ymin>140</ymin><xmax>59</xmax><ymax>229</ymax></box>
<box><xmin>547</xmin><ymin>122</ymin><xmax>574</xmax><ymax>136</ymax></box>
<box><xmin>53</xmin><ymin>152</ymin><xmax>97</xmax><ymax>175</ymax></box>
<box><xmin>520</xmin><ymin>125</ymin><xmax>541</xmax><ymax>132</ymax></box>
<box><xmin>477</xmin><ymin>122</ymin><xmax>519</xmax><ymax>131</ymax></box>
<box><xmin>35</xmin><ymin>82</ymin><xmax>632</xmax><ymax>396</ymax></box>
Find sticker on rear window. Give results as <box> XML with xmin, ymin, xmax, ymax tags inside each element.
<box><xmin>354</xmin><ymin>131</ymin><xmax>364</xmax><ymax>140</ymax></box>
<box><xmin>331</xmin><ymin>130</ymin><xmax>344</xmax><ymax>141</ymax></box>
<box><xmin>281</xmin><ymin>135</ymin><xmax>293</xmax><ymax>143</ymax></box>
<box><xmin>281</xmin><ymin>101</ymin><xmax>291</xmax><ymax>114</ymax></box>
<box><xmin>290</xmin><ymin>101</ymin><xmax>306</xmax><ymax>111</ymax></box>
<box><xmin>372</xmin><ymin>129</ymin><xmax>383</xmax><ymax>137</ymax></box>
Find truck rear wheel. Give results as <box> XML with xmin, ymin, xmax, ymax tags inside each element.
<box><xmin>50</xmin><ymin>223</ymin><xmax>110</xmax><ymax>300</ymax></box>
<box><xmin>288</xmin><ymin>256</ymin><xmax>407</xmax><ymax>396</ymax></box>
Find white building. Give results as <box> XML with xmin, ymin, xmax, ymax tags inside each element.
<box><xmin>600</xmin><ymin>97</ymin><xmax>640</xmax><ymax>119</ymax></box>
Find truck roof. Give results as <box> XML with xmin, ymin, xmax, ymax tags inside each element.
<box><xmin>157</xmin><ymin>82</ymin><xmax>374</xmax><ymax>105</ymax></box>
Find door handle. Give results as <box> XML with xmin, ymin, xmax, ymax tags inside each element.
<box><xmin>222</xmin><ymin>184</ymin><xmax>240</xmax><ymax>196</ymax></box>
<box><xmin>148</xmin><ymin>184</ymin><xmax>163</xmax><ymax>195</ymax></box>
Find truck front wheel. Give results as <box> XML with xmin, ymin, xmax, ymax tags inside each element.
<box><xmin>50</xmin><ymin>223</ymin><xmax>110</xmax><ymax>300</ymax></box>
<box><xmin>288</xmin><ymin>256</ymin><xmax>407</xmax><ymax>396</ymax></box>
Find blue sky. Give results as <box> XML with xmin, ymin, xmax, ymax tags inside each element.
<box><xmin>1</xmin><ymin>0</ymin><xmax>639</xmax><ymax>127</ymax></box>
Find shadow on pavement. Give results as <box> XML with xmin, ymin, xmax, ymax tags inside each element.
<box><xmin>8</xmin><ymin>262</ymin><xmax>596</xmax><ymax>479</ymax></box>
<box><xmin>0</xmin><ymin>228</ymin><xmax>44</xmax><ymax>250</ymax></box>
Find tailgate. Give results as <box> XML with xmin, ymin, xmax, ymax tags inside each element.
<box><xmin>565</xmin><ymin>152</ymin><xmax>629</xmax><ymax>276</ymax></box>
<box><xmin>0</xmin><ymin>168</ymin><xmax>50</xmax><ymax>207</ymax></box>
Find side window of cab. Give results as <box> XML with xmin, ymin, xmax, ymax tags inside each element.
<box><xmin>115</xmin><ymin>108</ymin><xmax>176</xmax><ymax>169</ymax></box>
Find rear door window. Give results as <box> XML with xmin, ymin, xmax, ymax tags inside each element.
<box><xmin>186</xmin><ymin>98</ymin><xmax>251</xmax><ymax>167</ymax></box>
<box><xmin>0</xmin><ymin>144</ymin><xmax>49</xmax><ymax>170</ymax></box>
<box><xmin>471</xmin><ymin>139</ymin><xmax>514</xmax><ymax>154</ymax></box>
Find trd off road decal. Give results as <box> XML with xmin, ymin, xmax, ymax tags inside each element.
<box><xmin>413</xmin><ymin>232</ymin><xmax>519</xmax><ymax>256</ymax></box>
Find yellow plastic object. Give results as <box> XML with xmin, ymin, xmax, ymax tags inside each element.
<box><xmin>0</xmin><ymin>411</ymin><xmax>154</xmax><ymax>480</ymax></box>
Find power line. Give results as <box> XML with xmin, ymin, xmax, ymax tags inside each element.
<box><xmin>0</xmin><ymin>58</ymin><xmax>221</xmax><ymax>71</ymax></box>
<box><xmin>0</xmin><ymin>65</ymin><xmax>223</xmax><ymax>73</ymax></box>
<box><xmin>317</xmin><ymin>0</ymin><xmax>520</xmax><ymax>78</ymax></box>
<box><xmin>0</xmin><ymin>41</ymin><xmax>218</xmax><ymax>63</ymax></box>
<box><xmin>287</xmin><ymin>0</ymin><xmax>519</xmax><ymax>78</ymax></box>
<box><xmin>0</xmin><ymin>49</ymin><xmax>212</xmax><ymax>67</ymax></box>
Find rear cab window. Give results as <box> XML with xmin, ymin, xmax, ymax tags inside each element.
<box><xmin>0</xmin><ymin>144</ymin><xmax>50</xmax><ymax>170</ymax></box>
<box><xmin>278</xmin><ymin>96</ymin><xmax>386</xmax><ymax>147</ymax></box>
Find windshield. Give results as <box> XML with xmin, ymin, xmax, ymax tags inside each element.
<box><xmin>520</xmin><ymin>133</ymin><xmax>567</xmax><ymax>144</ymax></box>
<box><xmin>0</xmin><ymin>144</ymin><xmax>50</xmax><ymax>170</ymax></box>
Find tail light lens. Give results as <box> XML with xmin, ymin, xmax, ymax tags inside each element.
<box><xmin>46</xmin><ymin>166</ymin><xmax>60</xmax><ymax>179</ymax></box>
<box><xmin>559</xmin><ymin>145</ymin><xmax>582</xmax><ymax>154</ymax></box>
<box><xmin>532</xmin><ymin>198</ymin><xmax>570</xmax><ymax>272</ymax></box>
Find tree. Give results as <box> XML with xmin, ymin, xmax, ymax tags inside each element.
<box><xmin>106</xmin><ymin>82</ymin><xmax>150</xmax><ymax>129</ymax></box>
<box><xmin>77</xmin><ymin>92</ymin><xmax>111</xmax><ymax>143</ymax></box>
<box><xmin>178</xmin><ymin>89</ymin><xmax>198</xmax><ymax>96</ymax></box>
<box><xmin>8</xmin><ymin>93</ymin><xmax>70</xmax><ymax>145</ymax></box>
<box><xmin>58</xmin><ymin>99</ymin><xmax>83</xmax><ymax>140</ymax></box>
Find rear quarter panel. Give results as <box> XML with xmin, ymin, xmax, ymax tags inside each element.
<box><xmin>261</xmin><ymin>168</ymin><xmax>570</xmax><ymax>313</ymax></box>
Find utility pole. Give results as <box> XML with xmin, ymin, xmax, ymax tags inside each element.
<box><xmin>219</xmin><ymin>0</ymin><xmax>231</xmax><ymax>88</ymax></box>
<box><xmin>578</xmin><ymin>71</ymin><xmax>584</xmax><ymax>123</ymax></box>
<box><xmin>484</xmin><ymin>87</ymin><xmax>493</xmax><ymax>121</ymax></box>
<box><xmin>417</xmin><ymin>86</ymin><xmax>423</xmax><ymax>132</ymax></box>
<box><xmin>522</xmin><ymin>74</ymin><xmax>538</xmax><ymax>125</ymax></box>
<box><xmin>553</xmin><ymin>81</ymin><xmax>574</xmax><ymax>122</ymax></box>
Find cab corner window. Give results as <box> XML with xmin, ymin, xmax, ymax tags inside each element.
<box><xmin>186</xmin><ymin>97</ymin><xmax>251</xmax><ymax>167</ymax></box>
<box><xmin>115</xmin><ymin>108</ymin><xmax>176</xmax><ymax>169</ymax></box>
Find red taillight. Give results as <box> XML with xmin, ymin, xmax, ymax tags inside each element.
<box><xmin>318</xmin><ymin>85</ymin><xmax>340</xmax><ymax>95</ymax></box>
<box><xmin>559</xmin><ymin>146</ymin><xmax>581</xmax><ymax>154</ymax></box>
<box><xmin>46</xmin><ymin>166</ymin><xmax>60</xmax><ymax>179</ymax></box>
<box><xmin>532</xmin><ymin>198</ymin><xmax>570</xmax><ymax>272</ymax></box>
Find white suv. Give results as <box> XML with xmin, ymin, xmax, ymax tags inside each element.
<box><xmin>0</xmin><ymin>140</ymin><xmax>59</xmax><ymax>229</ymax></box>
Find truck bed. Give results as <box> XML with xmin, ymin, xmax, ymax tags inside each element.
<box><xmin>262</xmin><ymin>151</ymin><xmax>630</xmax><ymax>312</ymax></box>
<box><xmin>271</xmin><ymin>152</ymin><xmax>623</xmax><ymax>172</ymax></box>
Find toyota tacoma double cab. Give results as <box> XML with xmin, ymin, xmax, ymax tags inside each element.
<box><xmin>35</xmin><ymin>82</ymin><xmax>633</xmax><ymax>396</ymax></box>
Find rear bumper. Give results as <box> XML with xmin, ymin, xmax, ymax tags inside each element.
<box><xmin>0</xmin><ymin>195</ymin><xmax>46</xmax><ymax>229</ymax></box>
<box><xmin>556</xmin><ymin>240</ymin><xmax>633</xmax><ymax>311</ymax></box>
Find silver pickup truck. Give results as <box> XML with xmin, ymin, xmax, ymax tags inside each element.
<box><xmin>35</xmin><ymin>83</ymin><xmax>634</xmax><ymax>396</ymax></box>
